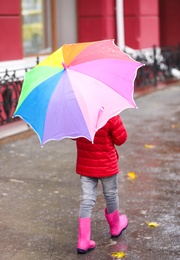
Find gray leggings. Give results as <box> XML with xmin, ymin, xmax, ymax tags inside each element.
<box><xmin>79</xmin><ymin>175</ymin><xmax>119</xmax><ymax>218</ymax></box>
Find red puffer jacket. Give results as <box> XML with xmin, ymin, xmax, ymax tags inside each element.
<box><xmin>76</xmin><ymin>115</ymin><xmax>127</xmax><ymax>178</ymax></box>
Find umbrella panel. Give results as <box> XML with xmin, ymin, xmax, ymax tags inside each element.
<box><xmin>14</xmin><ymin>40</ymin><xmax>143</xmax><ymax>145</ymax></box>
<box><xmin>70</xmin><ymin>59</ymin><xmax>139</xmax><ymax>106</ymax></box>
<box><xmin>43</xmin><ymin>71</ymin><xmax>91</xmax><ymax>144</ymax></box>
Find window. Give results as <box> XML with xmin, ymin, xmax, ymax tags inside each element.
<box><xmin>21</xmin><ymin>0</ymin><xmax>53</xmax><ymax>56</ymax></box>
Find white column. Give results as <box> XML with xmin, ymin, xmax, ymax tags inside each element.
<box><xmin>116</xmin><ymin>0</ymin><xmax>125</xmax><ymax>50</ymax></box>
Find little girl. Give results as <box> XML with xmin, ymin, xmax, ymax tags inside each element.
<box><xmin>75</xmin><ymin>115</ymin><xmax>128</xmax><ymax>254</ymax></box>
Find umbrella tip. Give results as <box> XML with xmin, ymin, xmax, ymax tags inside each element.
<box><xmin>62</xmin><ymin>62</ymin><xmax>67</xmax><ymax>69</ymax></box>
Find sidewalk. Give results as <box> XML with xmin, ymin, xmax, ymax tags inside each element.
<box><xmin>0</xmin><ymin>84</ymin><xmax>180</xmax><ymax>260</ymax></box>
<box><xmin>0</xmin><ymin>121</ymin><xmax>30</xmax><ymax>140</ymax></box>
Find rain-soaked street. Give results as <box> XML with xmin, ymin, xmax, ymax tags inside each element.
<box><xmin>0</xmin><ymin>84</ymin><xmax>180</xmax><ymax>260</ymax></box>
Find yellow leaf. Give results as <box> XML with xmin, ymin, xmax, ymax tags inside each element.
<box><xmin>145</xmin><ymin>144</ymin><xmax>155</xmax><ymax>149</ymax></box>
<box><xmin>111</xmin><ymin>251</ymin><xmax>125</xmax><ymax>258</ymax></box>
<box><xmin>171</xmin><ymin>123</ymin><xmax>179</xmax><ymax>129</ymax></box>
<box><xmin>145</xmin><ymin>221</ymin><xmax>160</xmax><ymax>227</ymax></box>
<box><xmin>127</xmin><ymin>171</ymin><xmax>137</xmax><ymax>180</ymax></box>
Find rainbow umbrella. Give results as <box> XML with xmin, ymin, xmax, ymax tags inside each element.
<box><xmin>14</xmin><ymin>39</ymin><xmax>143</xmax><ymax>145</ymax></box>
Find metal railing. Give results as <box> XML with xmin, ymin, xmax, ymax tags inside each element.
<box><xmin>0</xmin><ymin>57</ymin><xmax>39</xmax><ymax>125</ymax></box>
<box><xmin>129</xmin><ymin>44</ymin><xmax>180</xmax><ymax>87</ymax></box>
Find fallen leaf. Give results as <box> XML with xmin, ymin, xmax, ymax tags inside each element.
<box><xmin>109</xmin><ymin>239</ymin><xmax>117</xmax><ymax>246</ymax></box>
<box><xmin>145</xmin><ymin>221</ymin><xmax>160</xmax><ymax>227</ymax></box>
<box><xmin>127</xmin><ymin>171</ymin><xmax>137</xmax><ymax>180</ymax></box>
<box><xmin>171</xmin><ymin>123</ymin><xmax>179</xmax><ymax>129</ymax></box>
<box><xmin>10</xmin><ymin>179</ymin><xmax>24</xmax><ymax>183</ymax></box>
<box><xmin>144</xmin><ymin>144</ymin><xmax>155</xmax><ymax>149</ymax></box>
<box><xmin>111</xmin><ymin>251</ymin><xmax>125</xmax><ymax>259</ymax></box>
<box><xmin>144</xmin><ymin>236</ymin><xmax>152</xmax><ymax>239</ymax></box>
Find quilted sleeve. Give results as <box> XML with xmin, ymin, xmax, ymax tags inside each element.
<box><xmin>109</xmin><ymin>115</ymin><xmax>127</xmax><ymax>146</ymax></box>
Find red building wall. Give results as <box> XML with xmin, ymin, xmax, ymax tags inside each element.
<box><xmin>0</xmin><ymin>0</ymin><xmax>23</xmax><ymax>61</ymax></box>
<box><xmin>77</xmin><ymin>0</ymin><xmax>160</xmax><ymax>49</ymax></box>
<box><xmin>159</xmin><ymin>0</ymin><xmax>180</xmax><ymax>46</ymax></box>
<box><xmin>0</xmin><ymin>0</ymin><xmax>179</xmax><ymax>62</ymax></box>
<box><xmin>77</xmin><ymin>0</ymin><xmax>117</xmax><ymax>43</ymax></box>
<box><xmin>124</xmin><ymin>0</ymin><xmax>160</xmax><ymax>49</ymax></box>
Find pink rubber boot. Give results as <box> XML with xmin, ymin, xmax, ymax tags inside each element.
<box><xmin>77</xmin><ymin>218</ymin><xmax>96</xmax><ymax>254</ymax></box>
<box><xmin>104</xmin><ymin>208</ymin><xmax>128</xmax><ymax>238</ymax></box>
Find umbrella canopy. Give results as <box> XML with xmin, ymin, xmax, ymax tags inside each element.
<box><xmin>14</xmin><ymin>39</ymin><xmax>143</xmax><ymax>145</ymax></box>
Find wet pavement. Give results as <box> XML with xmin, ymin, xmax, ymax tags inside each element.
<box><xmin>0</xmin><ymin>84</ymin><xmax>180</xmax><ymax>260</ymax></box>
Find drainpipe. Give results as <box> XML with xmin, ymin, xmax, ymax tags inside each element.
<box><xmin>116</xmin><ymin>0</ymin><xmax>125</xmax><ymax>50</ymax></box>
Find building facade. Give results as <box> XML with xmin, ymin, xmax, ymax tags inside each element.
<box><xmin>0</xmin><ymin>0</ymin><xmax>180</xmax><ymax>62</ymax></box>
<box><xmin>0</xmin><ymin>0</ymin><xmax>179</xmax><ymax>136</ymax></box>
